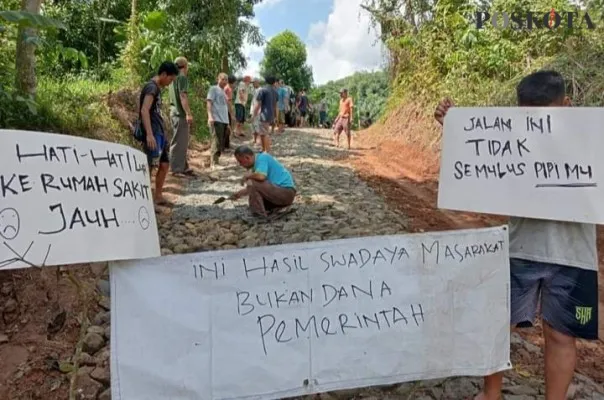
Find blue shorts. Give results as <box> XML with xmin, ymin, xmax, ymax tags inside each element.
<box><xmin>510</xmin><ymin>258</ymin><xmax>598</xmax><ymax>340</ymax></box>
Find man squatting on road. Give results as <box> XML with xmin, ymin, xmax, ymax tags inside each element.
<box><xmin>230</xmin><ymin>145</ymin><xmax>296</xmax><ymax>217</ymax></box>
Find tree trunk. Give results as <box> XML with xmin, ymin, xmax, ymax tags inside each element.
<box><xmin>15</xmin><ymin>0</ymin><xmax>42</xmax><ymax>96</ymax></box>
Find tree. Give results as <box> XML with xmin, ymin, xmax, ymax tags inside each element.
<box><xmin>260</xmin><ymin>30</ymin><xmax>313</xmax><ymax>91</ymax></box>
<box><xmin>15</xmin><ymin>0</ymin><xmax>42</xmax><ymax>96</ymax></box>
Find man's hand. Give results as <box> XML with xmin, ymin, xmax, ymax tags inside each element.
<box><xmin>146</xmin><ymin>134</ymin><xmax>157</xmax><ymax>151</ymax></box>
<box><xmin>186</xmin><ymin>113</ymin><xmax>194</xmax><ymax>124</ymax></box>
<box><xmin>434</xmin><ymin>97</ymin><xmax>454</xmax><ymax>126</ymax></box>
<box><xmin>207</xmin><ymin>116</ymin><xmax>214</xmax><ymax>125</ymax></box>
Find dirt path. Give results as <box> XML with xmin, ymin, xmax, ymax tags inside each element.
<box><xmin>1</xmin><ymin>129</ymin><xmax>603</xmax><ymax>399</ymax></box>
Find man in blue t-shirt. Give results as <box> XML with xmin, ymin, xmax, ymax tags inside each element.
<box><xmin>230</xmin><ymin>145</ymin><xmax>296</xmax><ymax>217</ymax></box>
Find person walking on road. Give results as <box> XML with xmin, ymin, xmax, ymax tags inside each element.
<box><xmin>235</xmin><ymin>76</ymin><xmax>251</xmax><ymax>137</ymax></box>
<box><xmin>206</xmin><ymin>73</ymin><xmax>230</xmax><ymax>169</ymax></box>
<box><xmin>168</xmin><ymin>56</ymin><xmax>195</xmax><ymax>177</ymax></box>
<box><xmin>333</xmin><ymin>88</ymin><xmax>354</xmax><ymax>149</ymax></box>
<box><xmin>137</xmin><ymin>61</ymin><xmax>179</xmax><ymax>205</ymax></box>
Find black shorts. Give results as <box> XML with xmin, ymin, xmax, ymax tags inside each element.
<box><xmin>143</xmin><ymin>136</ymin><xmax>169</xmax><ymax>167</ymax></box>
<box><xmin>300</xmin><ymin>110</ymin><xmax>307</xmax><ymax>117</ymax></box>
<box><xmin>235</xmin><ymin>104</ymin><xmax>246</xmax><ymax>123</ymax></box>
<box><xmin>510</xmin><ymin>258</ymin><xmax>599</xmax><ymax>340</ymax></box>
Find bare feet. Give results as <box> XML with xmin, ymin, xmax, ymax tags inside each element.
<box><xmin>154</xmin><ymin>195</ymin><xmax>171</xmax><ymax>206</ymax></box>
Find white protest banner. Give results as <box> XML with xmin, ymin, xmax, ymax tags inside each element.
<box><xmin>438</xmin><ymin>107</ymin><xmax>604</xmax><ymax>224</ymax></box>
<box><xmin>111</xmin><ymin>226</ymin><xmax>510</xmax><ymax>400</ymax></box>
<box><xmin>0</xmin><ymin>129</ymin><xmax>160</xmax><ymax>269</ymax></box>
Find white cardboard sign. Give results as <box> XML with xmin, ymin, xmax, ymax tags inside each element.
<box><xmin>0</xmin><ymin>129</ymin><xmax>160</xmax><ymax>269</ymax></box>
<box><xmin>438</xmin><ymin>107</ymin><xmax>604</xmax><ymax>224</ymax></box>
<box><xmin>111</xmin><ymin>226</ymin><xmax>510</xmax><ymax>400</ymax></box>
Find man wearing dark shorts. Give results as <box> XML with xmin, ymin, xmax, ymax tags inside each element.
<box><xmin>297</xmin><ymin>89</ymin><xmax>308</xmax><ymax>127</ymax></box>
<box><xmin>435</xmin><ymin>71</ymin><xmax>599</xmax><ymax>400</ymax></box>
<box><xmin>235</xmin><ymin>76</ymin><xmax>251</xmax><ymax>136</ymax></box>
<box><xmin>138</xmin><ymin>61</ymin><xmax>178</xmax><ymax>205</ymax></box>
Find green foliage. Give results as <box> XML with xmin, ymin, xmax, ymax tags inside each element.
<box><xmin>362</xmin><ymin>0</ymin><xmax>604</xmax><ymax>143</ymax></box>
<box><xmin>310</xmin><ymin>71</ymin><xmax>389</xmax><ymax>129</ymax></box>
<box><xmin>260</xmin><ymin>30</ymin><xmax>313</xmax><ymax>91</ymax></box>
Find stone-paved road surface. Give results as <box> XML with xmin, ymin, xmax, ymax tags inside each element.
<box><xmin>89</xmin><ymin>129</ymin><xmax>604</xmax><ymax>399</ymax></box>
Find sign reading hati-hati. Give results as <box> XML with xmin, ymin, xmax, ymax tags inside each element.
<box><xmin>0</xmin><ymin>129</ymin><xmax>160</xmax><ymax>269</ymax></box>
<box><xmin>438</xmin><ymin>107</ymin><xmax>604</xmax><ymax>224</ymax></box>
<box><xmin>110</xmin><ymin>226</ymin><xmax>511</xmax><ymax>400</ymax></box>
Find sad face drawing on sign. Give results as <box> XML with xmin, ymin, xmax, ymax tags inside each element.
<box><xmin>0</xmin><ymin>207</ymin><xmax>52</xmax><ymax>269</ymax></box>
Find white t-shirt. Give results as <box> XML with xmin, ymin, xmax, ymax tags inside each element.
<box><xmin>509</xmin><ymin>217</ymin><xmax>597</xmax><ymax>271</ymax></box>
<box><xmin>235</xmin><ymin>82</ymin><xmax>249</xmax><ymax>105</ymax></box>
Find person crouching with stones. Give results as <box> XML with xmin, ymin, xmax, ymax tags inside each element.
<box><xmin>230</xmin><ymin>145</ymin><xmax>296</xmax><ymax>218</ymax></box>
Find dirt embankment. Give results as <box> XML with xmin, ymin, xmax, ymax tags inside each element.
<box><xmin>348</xmin><ymin>102</ymin><xmax>604</xmax><ymax>384</ymax></box>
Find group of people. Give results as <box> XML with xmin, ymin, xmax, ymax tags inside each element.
<box><xmin>134</xmin><ymin>59</ymin><xmax>301</xmax><ymax>218</ymax></box>
<box><xmin>133</xmin><ymin>57</ymin><xmax>596</xmax><ymax>400</ymax></box>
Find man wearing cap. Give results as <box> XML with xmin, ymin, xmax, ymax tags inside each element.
<box><xmin>333</xmin><ymin>88</ymin><xmax>354</xmax><ymax>149</ymax></box>
<box><xmin>235</xmin><ymin>76</ymin><xmax>251</xmax><ymax>137</ymax></box>
<box><xmin>168</xmin><ymin>56</ymin><xmax>195</xmax><ymax>176</ymax></box>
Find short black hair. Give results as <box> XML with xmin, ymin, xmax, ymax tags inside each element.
<box><xmin>158</xmin><ymin>62</ymin><xmax>179</xmax><ymax>76</ymax></box>
<box><xmin>228</xmin><ymin>75</ymin><xmax>237</xmax><ymax>84</ymax></box>
<box><xmin>265</xmin><ymin>75</ymin><xmax>276</xmax><ymax>85</ymax></box>
<box><xmin>234</xmin><ymin>145</ymin><xmax>254</xmax><ymax>157</ymax></box>
<box><xmin>516</xmin><ymin>70</ymin><xmax>566</xmax><ymax>106</ymax></box>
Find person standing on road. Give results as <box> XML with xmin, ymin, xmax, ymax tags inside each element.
<box><xmin>223</xmin><ymin>75</ymin><xmax>237</xmax><ymax>151</ymax></box>
<box><xmin>235</xmin><ymin>76</ymin><xmax>251</xmax><ymax>137</ymax></box>
<box><xmin>206</xmin><ymin>73</ymin><xmax>230</xmax><ymax>169</ymax></box>
<box><xmin>435</xmin><ymin>70</ymin><xmax>600</xmax><ymax>400</ymax></box>
<box><xmin>297</xmin><ymin>89</ymin><xmax>308</xmax><ymax>127</ymax></box>
<box><xmin>250</xmin><ymin>78</ymin><xmax>261</xmax><ymax>145</ymax></box>
<box><xmin>137</xmin><ymin>61</ymin><xmax>179</xmax><ymax>205</ymax></box>
<box><xmin>333</xmin><ymin>88</ymin><xmax>354</xmax><ymax>149</ymax></box>
<box><xmin>168</xmin><ymin>56</ymin><xmax>195</xmax><ymax>177</ymax></box>
<box><xmin>253</xmin><ymin>75</ymin><xmax>278</xmax><ymax>153</ymax></box>
<box><xmin>319</xmin><ymin>93</ymin><xmax>328</xmax><ymax>128</ymax></box>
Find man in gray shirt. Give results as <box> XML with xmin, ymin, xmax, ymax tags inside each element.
<box><xmin>206</xmin><ymin>72</ymin><xmax>229</xmax><ymax>168</ymax></box>
<box><xmin>253</xmin><ymin>75</ymin><xmax>278</xmax><ymax>153</ymax></box>
<box><xmin>434</xmin><ymin>70</ymin><xmax>598</xmax><ymax>400</ymax></box>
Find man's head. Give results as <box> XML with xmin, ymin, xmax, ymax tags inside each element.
<box><xmin>174</xmin><ymin>56</ymin><xmax>188</xmax><ymax>75</ymax></box>
<box><xmin>301</xmin><ymin>88</ymin><xmax>306</xmax><ymax>95</ymax></box>
<box><xmin>340</xmin><ymin>88</ymin><xmax>348</xmax><ymax>99</ymax></box>
<box><xmin>265</xmin><ymin>75</ymin><xmax>277</xmax><ymax>87</ymax></box>
<box><xmin>228</xmin><ymin>75</ymin><xmax>237</xmax><ymax>87</ymax></box>
<box><xmin>517</xmin><ymin>70</ymin><xmax>570</xmax><ymax>107</ymax></box>
<box><xmin>217</xmin><ymin>72</ymin><xmax>228</xmax><ymax>88</ymax></box>
<box><xmin>234</xmin><ymin>145</ymin><xmax>256</xmax><ymax>169</ymax></box>
<box><xmin>253</xmin><ymin>78</ymin><xmax>260</xmax><ymax>88</ymax></box>
<box><xmin>279</xmin><ymin>79</ymin><xmax>284</xmax><ymax>87</ymax></box>
<box><xmin>157</xmin><ymin>61</ymin><xmax>179</xmax><ymax>87</ymax></box>
<box><xmin>243</xmin><ymin>75</ymin><xmax>251</xmax><ymax>84</ymax></box>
